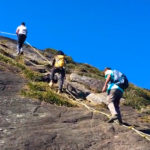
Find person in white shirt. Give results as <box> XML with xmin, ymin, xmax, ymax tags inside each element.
<box><xmin>16</xmin><ymin>22</ymin><xmax>27</xmax><ymax>55</ymax></box>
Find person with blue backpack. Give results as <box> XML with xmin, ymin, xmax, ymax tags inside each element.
<box><xmin>102</xmin><ymin>67</ymin><xmax>129</xmax><ymax>124</ymax></box>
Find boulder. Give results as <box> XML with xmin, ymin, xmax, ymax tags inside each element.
<box><xmin>86</xmin><ymin>93</ymin><xmax>107</xmax><ymax>104</ymax></box>
<box><xmin>86</xmin><ymin>93</ymin><xmax>125</xmax><ymax>105</ymax></box>
<box><xmin>70</xmin><ymin>73</ymin><xmax>104</xmax><ymax>92</ymax></box>
<box><xmin>41</xmin><ymin>73</ymin><xmax>59</xmax><ymax>83</ymax></box>
<box><xmin>65</xmin><ymin>81</ymin><xmax>90</xmax><ymax>99</ymax></box>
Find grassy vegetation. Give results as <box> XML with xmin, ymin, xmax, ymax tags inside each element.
<box><xmin>43</xmin><ymin>48</ymin><xmax>58</xmax><ymax>56</ymax></box>
<box><xmin>0</xmin><ymin>51</ymin><xmax>42</xmax><ymax>81</ymax></box>
<box><xmin>66</xmin><ymin>63</ymin><xmax>76</xmax><ymax>73</ymax></box>
<box><xmin>21</xmin><ymin>82</ymin><xmax>75</xmax><ymax>106</ymax></box>
<box><xmin>74</xmin><ymin>63</ymin><xmax>104</xmax><ymax>80</ymax></box>
<box><xmin>123</xmin><ymin>84</ymin><xmax>150</xmax><ymax>110</ymax></box>
<box><xmin>139</xmin><ymin>115</ymin><xmax>150</xmax><ymax>123</ymax></box>
<box><xmin>0</xmin><ymin>48</ymin><xmax>13</xmax><ymax>58</ymax></box>
<box><xmin>0</xmin><ymin>40</ymin><xmax>8</xmax><ymax>45</ymax></box>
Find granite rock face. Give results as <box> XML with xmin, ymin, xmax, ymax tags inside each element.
<box><xmin>0</xmin><ymin>69</ymin><xmax>150</xmax><ymax>150</ymax></box>
<box><xmin>0</xmin><ymin>36</ymin><xmax>150</xmax><ymax>150</ymax></box>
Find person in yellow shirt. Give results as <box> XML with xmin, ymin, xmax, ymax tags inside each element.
<box><xmin>49</xmin><ymin>51</ymin><xmax>65</xmax><ymax>93</ymax></box>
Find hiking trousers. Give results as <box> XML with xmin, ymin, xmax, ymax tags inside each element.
<box><xmin>106</xmin><ymin>89</ymin><xmax>123</xmax><ymax>118</ymax></box>
<box><xmin>51</xmin><ymin>67</ymin><xmax>65</xmax><ymax>91</ymax></box>
<box><xmin>17</xmin><ymin>34</ymin><xmax>26</xmax><ymax>54</ymax></box>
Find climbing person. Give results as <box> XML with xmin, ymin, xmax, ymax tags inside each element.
<box><xmin>16</xmin><ymin>22</ymin><xmax>27</xmax><ymax>55</ymax></box>
<box><xmin>49</xmin><ymin>50</ymin><xmax>66</xmax><ymax>93</ymax></box>
<box><xmin>102</xmin><ymin>67</ymin><xmax>128</xmax><ymax>124</ymax></box>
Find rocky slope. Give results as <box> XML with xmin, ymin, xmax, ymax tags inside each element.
<box><xmin>0</xmin><ymin>36</ymin><xmax>150</xmax><ymax>150</ymax></box>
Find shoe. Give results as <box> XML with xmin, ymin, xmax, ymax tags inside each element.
<box><xmin>20</xmin><ymin>51</ymin><xmax>24</xmax><ymax>55</ymax></box>
<box><xmin>49</xmin><ymin>81</ymin><xmax>53</xmax><ymax>88</ymax></box>
<box><xmin>117</xmin><ymin>117</ymin><xmax>123</xmax><ymax>125</ymax></box>
<box><xmin>107</xmin><ymin>114</ymin><xmax>118</xmax><ymax>123</ymax></box>
<box><xmin>17</xmin><ymin>51</ymin><xmax>20</xmax><ymax>55</ymax></box>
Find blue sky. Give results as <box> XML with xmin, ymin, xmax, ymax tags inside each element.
<box><xmin>0</xmin><ymin>0</ymin><xmax>150</xmax><ymax>89</ymax></box>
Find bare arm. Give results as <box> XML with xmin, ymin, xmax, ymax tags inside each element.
<box><xmin>52</xmin><ymin>58</ymin><xmax>55</xmax><ymax>67</ymax></box>
<box><xmin>102</xmin><ymin>74</ymin><xmax>111</xmax><ymax>92</ymax></box>
<box><xmin>16</xmin><ymin>28</ymin><xmax>19</xmax><ymax>35</ymax></box>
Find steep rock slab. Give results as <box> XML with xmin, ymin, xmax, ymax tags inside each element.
<box><xmin>1</xmin><ymin>99</ymin><xmax>150</xmax><ymax>150</ymax></box>
<box><xmin>0</xmin><ymin>36</ymin><xmax>51</xmax><ymax>63</ymax></box>
<box><xmin>0</xmin><ymin>70</ymin><xmax>25</xmax><ymax>97</ymax></box>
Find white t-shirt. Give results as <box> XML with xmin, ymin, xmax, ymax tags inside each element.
<box><xmin>16</xmin><ymin>25</ymin><xmax>27</xmax><ymax>35</ymax></box>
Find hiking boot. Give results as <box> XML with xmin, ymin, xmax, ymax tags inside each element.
<box><xmin>17</xmin><ymin>51</ymin><xmax>20</xmax><ymax>55</ymax></box>
<box><xmin>107</xmin><ymin>114</ymin><xmax>118</xmax><ymax>123</ymax></box>
<box><xmin>49</xmin><ymin>81</ymin><xmax>53</xmax><ymax>88</ymax></box>
<box><xmin>117</xmin><ymin>117</ymin><xmax>123</xmax><ymax>125</ymax></box>
<box><xmin>20</xmin><ymin>51</ymin><xmax>24</xmax><ymax>55</ymax></box>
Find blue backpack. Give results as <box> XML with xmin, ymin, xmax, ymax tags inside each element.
<box><xmin>112</xmin><ymin>70</ymin><xmax>129</xmax><ymax>90</ymax></box>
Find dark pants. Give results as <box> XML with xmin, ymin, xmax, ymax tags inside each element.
<box><xmin>17</xmin><ymin>34</ymin><xmax>26</xmax><ymax>53</ymax></box>
<box><xmin>51</xmin><ymin>67</ymin><xmax>65</xmax><ymax>91</ymax></box>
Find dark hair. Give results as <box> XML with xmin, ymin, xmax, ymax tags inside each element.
<box><xmin>57</xmin><ymin>50</ymin><xmax>64</xmax><ymax>55</ymax></box>
<box><xmin>104</xmin><ymin>67</ymin><xmax>111</xmax><ymax>72</ymax></box>
<box><xmin>21</xmin><ymin>22</ymin><xmax>25</xmax><ymax>26</ymax></box>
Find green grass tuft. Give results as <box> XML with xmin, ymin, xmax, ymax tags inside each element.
<box><xmin>74</xmin><ymin>63</ymin><xmax>104</xmax><ymax>80</ymax></box>
<box><xmin>123</xmin><ymin>84</ymin><xmax>150</xmax><ymax>110</ymax></box>
<box><xmin>21</xmin><ymin>82</ymin><xmax>74</xmax><ymax>107</ymax></box>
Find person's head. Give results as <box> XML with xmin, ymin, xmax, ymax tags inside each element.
<box><xmin>103</xmin><ymin>67</ymin><xmax>111</xmax><ymax>79</ymax></box>
<box><xmin>103</xmin><ymin>67</ymin><xmax>111</xmax><ymax>74</ymax></box>
<box><xmin>57</xmin><ymin>50</ymin><xmax>64</xmax><ymax>55</ymax></box>
<box><xmin>21</xmin><ymin>22</ymin><xmax>25</xmax><ymax>26</ymax></box>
